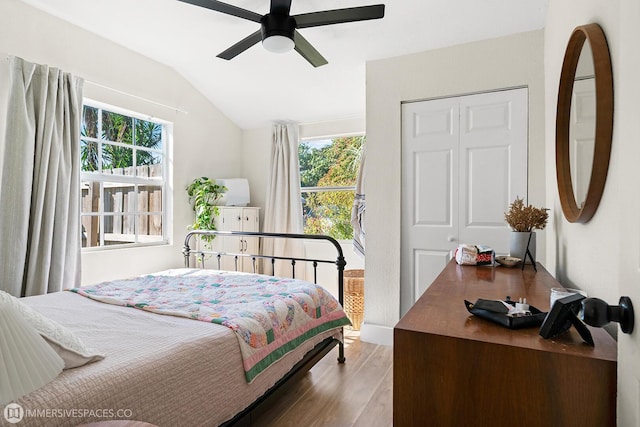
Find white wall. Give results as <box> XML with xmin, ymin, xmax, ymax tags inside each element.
<box><xmin>364</xmin><ymin>30</ymin><xmax>546</xmax><ymax>344</ymax></box>
<box><xmin>616</xmin><ymin>1</ymin><xmax>640</xmax><ymax>423</ymax></box>
<box><xmin>0</xmin><ymin>0</ymin><xmax>243</xmax><ymax>285</ymax></box>
<box><xmin>544</xmin><ymin>2</ymin><xmax>640</xmax><ymax>422</ymax></box>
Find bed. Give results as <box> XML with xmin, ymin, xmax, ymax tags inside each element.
<box><xmin>6</xmin><ymin>231</ymin><xmax>350</xmax><ymax>427</ymax></box>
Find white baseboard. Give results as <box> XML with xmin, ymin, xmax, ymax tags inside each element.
<box><xmin>359</xmin><ymin>322</ymin><xmax>394</xmax><ymax>346</ymax></box>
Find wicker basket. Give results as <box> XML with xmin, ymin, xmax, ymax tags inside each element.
<box><xmin>343</xmin><ymin>269</ymin><xmax>365</xmax><ymax>331</ymax></box>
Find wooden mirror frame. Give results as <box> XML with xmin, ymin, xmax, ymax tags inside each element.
<box><xmin>556</xmin><ymin>23</ymin><xmax>613</xmax><ymax>223</ymax></box>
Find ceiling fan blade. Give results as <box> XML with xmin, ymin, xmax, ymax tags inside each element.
<box><xmin>294</xmin><ymin>30</ymin><xmax>328</xmax><ymax>68</ymax></box>
<box><xmin>270</xmin><ymin>0</ymin><xmax>292</xmax><ymax>15</ymax></box>
<box><xmin>295</xmin><ymin>4</ymin><xmax>385</xmax><ymax>28</ymax></box>
<box><xmin>217</xmin><ymin>30</ymin><xmax>263</xmax><ymax>60</ymax></box>
<box><xmin>177</xmin><ymin>0</ymin><xmax>262</xmax><ymax>23</ymax></box>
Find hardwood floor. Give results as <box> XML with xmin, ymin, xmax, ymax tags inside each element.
<box><xmin>252</xmin><ymin>330</ymin><xmax>393</xmax><ymax>427</ymax></box>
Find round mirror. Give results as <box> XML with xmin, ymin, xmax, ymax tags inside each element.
<box><xmin>556</xmin><ymin>23</ymin><xmax>613</xmax><ymax>223</ymax></box>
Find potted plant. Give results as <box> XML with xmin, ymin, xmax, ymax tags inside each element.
<box><xmin>186</xmin><ymin>177</ymin><xmax>227</xmax><ymax>241</ymax></box>
<box><xmin>504</xmin><ymin>197</ymin><xmax>549</xmax><ymax>263</ymax></box>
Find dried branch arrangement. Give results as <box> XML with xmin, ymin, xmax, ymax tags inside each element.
<box><xmin>504</xmin><ymin>197</ymin><xmax>549</xmax><ymax>232</ymax></box>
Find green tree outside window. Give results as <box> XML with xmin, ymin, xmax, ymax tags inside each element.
<box><xmin>299</xmin><ymin>136</ymin><xmax>364</xmax><ymax>240</ymax></box>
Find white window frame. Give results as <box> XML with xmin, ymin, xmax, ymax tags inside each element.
<box><xmin>80</xmin><ymin>99</ymin><xmax>172</xmax><ymax>251</ymax></box>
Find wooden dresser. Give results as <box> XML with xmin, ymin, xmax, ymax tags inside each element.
<box><xmin>394</xmin><ymin>261</ymin><xmax>617</xmax><ymax>427</ymax></box>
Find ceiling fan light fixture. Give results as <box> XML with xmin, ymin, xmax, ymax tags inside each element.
<box><xmin>262</xmin><ymin>35</ymin><xmax>295</xmax><ymax>53</ymax></box>
<box><xmin>260</xmin><ymin>13</ymin><xmax>296</xmax><ymax>54</ymax></box>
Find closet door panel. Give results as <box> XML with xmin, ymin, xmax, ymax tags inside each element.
<box><xmin>401</xmin><ymin>99</ymin><xmax>460</xmax><ymax>311</ymax></box>
<box><xmin>458</xmin><ymin>88</ymin><xmax>528</xmax><ymax>252</ymax></box>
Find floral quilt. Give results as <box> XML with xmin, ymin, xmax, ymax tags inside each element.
<box><xmin>69</xmin><ymin>268</ymin><xmax>350</xmax><ymax>382</ymax></box>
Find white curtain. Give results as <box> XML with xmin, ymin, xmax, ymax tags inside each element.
<box><xmin>0</xmin><ymin>56</ymin><xmax>83</xmax><ymax>296</ymax></box>
<box><xmin>351</xmin><ymin>150</ymin><xmax>366</xmax><ymax>258</ymax></box>
<box><xmin>263</xmin><ymin>122</ymin><xmax>305</xmax><ymax>278</ymax></box>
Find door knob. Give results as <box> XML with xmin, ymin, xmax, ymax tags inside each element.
<box><xmin>447</xmin><ymin>236</ymin><xmax>456</xmax><ymax>242</ymax></box>
<box><xmin>582</xmin><ymin>296</ymin><xmax>634</xmax><ymax>334</ymax></box>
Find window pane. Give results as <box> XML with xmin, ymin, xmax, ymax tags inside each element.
<box><xmin>104</xmin><ymin>215</ymin><xmax>135</xmax><ymax>246</ymax></box>
<box><xmin>302</xmin><ymin>190</ymin><xmax>355</xmax><ymax>240</ymax></box>
<box><xmin>136</xmin><ymin>150</ymin><xmax>163</xmax><ymax>177</ymax></box>
<box><xmin>134</xmin><ymin>118</ymin><xmax>163</xmax><ymax>151</ymax></box>
<box><xmin>80</xmin><ymin>139</ymin><xmax>99</xmax><ymax>172</ymax></box>
<box><xmin>134</xmin><ymin>162</ymin><xmax>164</xmax><ymax>178</ymax></box>
<box><xmin>103</xmin><ymin>182</ymin><xmax>135</xmax><ymax>214</ymax></box>
<box><xmin>138</xmin><ymin>214</ymin><xmax>163</xmax><ymax>242</ymax></box>
<box><xmin>81</xmin><ymin>181</ymin><xmax>100</xmax><ymax>214</ymax></box>
<box><xmin>102</xmin><ymin>145</ymin><xmax>134</xmax><ymax>174</ymax></box>
<box><xmin>101</xmin><ymin>110</ymin><xmax>133</xmax><ymax>144</ymax></box>
<box><xmin>81</xmin><ymin>217</ymin><xmax>100</xmax><ymax>248</ymax></box>
<box><xmin>299</xmin><ymin>136</ymin><xmax>363</xmax><ymax>188</ymax></box>
<box><xmin>137</xmin><ymin>185</ymin><xmax>163</xmax><ymax>214</ymax></box>
<box><xmin>81</xmin><ymin>181</ymin><xmax>100</xmax><ymax>248</ymax></box>
<box><xmin>82</xmin><ymin>106</ymin><xmax>98</xmax><ymax>138</ymax></box>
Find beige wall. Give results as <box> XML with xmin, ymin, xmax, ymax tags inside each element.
<box><xmin>0</xmin><ymin>0</ymin><xmax>243</xmax><ymax>285</ymax></box>
<box><xmin>364</xmin><ymin>30</ymin><xmax>546</xmax><ymax>343</ymax></box>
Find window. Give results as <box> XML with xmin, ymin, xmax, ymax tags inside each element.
<box><xmin>80</xmin><ymin>100</ymin><xmax>170</xmax><ymax>248</ymax></box>
<box><xmin>299</xmin><ymin>135</ymin><xmax>364</xmax><ymax>240</ymax></box>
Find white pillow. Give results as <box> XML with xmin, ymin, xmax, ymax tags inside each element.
<box><xmin>0</xmin><ymin>291</ymin><xmax>105</xmax><ymax>369</ymax></box>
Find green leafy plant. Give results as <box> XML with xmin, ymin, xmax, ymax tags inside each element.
<box><xmin>186</xmin><ymin>177</ymin><xmax>227</xmax><ymax>240</ymax></box>
<box><xmin>504</xmin><ymin>197</ymin><xmax>549</xmax><ymax>232</ymax></box>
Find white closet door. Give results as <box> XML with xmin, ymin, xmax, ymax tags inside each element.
<box><xmin>401</xmin><ymin>97</ymin><xmax>460</xmax><ymax>314</ymax></box>
<box><xmin>458</xmin><ymin>88</ymin><xmax>528</xmax><ymax>250</ymax></box>
<box><xmin>401</xmin><ymin>88</ymin><xmax>528</xmax><ymax>314</ymax></box>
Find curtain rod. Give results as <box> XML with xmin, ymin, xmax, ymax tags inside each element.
<box><xmin>1</xmin><ymin>56</ymin><xmax>188</xmax><ymax>114</ymax></box>
<box><xmin>85</xmin><ymin>80</ymin><xmax>188</xmax><ymax>115</ymax></box>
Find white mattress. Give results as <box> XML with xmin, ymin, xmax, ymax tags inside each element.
<box><xmin>5</xmin><ymin>291</ymin><xmax>340</xmax><ymax>427</ymax></box>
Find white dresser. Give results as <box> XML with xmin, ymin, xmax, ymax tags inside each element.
<box><xmin>212</xmin><ymin>206</ymin><xmax>260</xmax><ymax>272</ymax></box>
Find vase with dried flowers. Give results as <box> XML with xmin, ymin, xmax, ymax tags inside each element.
<box><xmin>504</xmin><ymin>197</ymin><xmax>549</xmax><ymax>263</ymax></box>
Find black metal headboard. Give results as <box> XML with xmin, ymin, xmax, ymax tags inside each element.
<box><xmin>182</xmin><ymin>230</ymin><xmax>346</xmax><ymax>307</ymax></box>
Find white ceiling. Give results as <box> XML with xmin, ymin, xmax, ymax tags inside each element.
<box><xmin>19</xmin><ymin>0</ymin><xmax>548</xmax><ymax>130</ymax></box>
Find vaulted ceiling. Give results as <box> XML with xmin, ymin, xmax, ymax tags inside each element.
<box><xmin>18</xmin><ymin>0</ymin><xmax>548</xmax><ymax>129</ymax></box>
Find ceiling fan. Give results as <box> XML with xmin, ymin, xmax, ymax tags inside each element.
<box><xmin>177</xmin><ymin>0</ymin><xmax>386</xmax><ymax>67</ymax></box>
